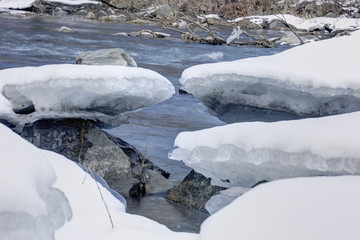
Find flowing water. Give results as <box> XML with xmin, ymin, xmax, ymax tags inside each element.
<box><xmin>0</xmin><ymin>13</ymin><xmax>288</xmax><ymax>232</ymax></box>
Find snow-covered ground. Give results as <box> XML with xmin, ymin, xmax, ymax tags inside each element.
<box><xmin>180</xmin><ymin>30</ymin><xmax>360</xmax><ymax>119</ymax></box>
<box><xmin>1</xmin><ymin>124</ymin><xmax>358</xmax><ymax>240</ymax></box>
<box><xmin>231</xmin><ymin>14</ymin><xmax>360</xmax><ymax>31</ymax></box>
<box><xmin>169</xmin><ymin>112</ymin><xmax>360</xmax><ymax>188</ymax></box>
<box><xmin>0</xmin><ymin>123</ymin><xmax>197</xmax><ymax>240</ymax></box>
<box><xmin>0</xmin><ymin>64</ymin><xmax>174</xmax><ymax>129</ymax></box>
<box><xmin>200</xmin><ymin>176</ymin><xmax>360</xmax><ymax>240</ymax></box>
<box><xmin>0</xmin><ymin>0</ymin><xmax>99</xmax><ymax>9</ymax></box>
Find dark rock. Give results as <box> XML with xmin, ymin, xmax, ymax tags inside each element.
<box><xmin>76</xmin><ymin>48</ymin><xmax>137</xmax><ymax>67</ymax></box>
<box><xmin>267</xmin><ymin>19</ymin><xmax>296</xmax><ymax>30</ymax></box>
<box><xmin>252</xmin><ymin>180</ymin><xmax>268</xmax><ymax>188</ymax></box>
<box><xmin>20</xmin><ymin>118</ymin><xmax>173</xmax><ymax>198</ymax></box>
<box><xmin>166</xmin><ymin>170</ymin><xmax>225</xmax><ymax>214</ymax></box>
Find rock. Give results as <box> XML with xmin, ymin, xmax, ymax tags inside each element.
<box><xmin>20</xmin><ymin>119</ymin><xmax>172</xmax><ymax>198</ymax></box>
<box><xmin>205</xmin><ymin>186</ymin><xmax>250</xmax><ymax>215</ymax></box>
<box><xmin>59</xmin><ymin>26</ymin><xmax>73</xmax><ymax>32</ymax></box>
<box><xmin>154</xmin><ymin>32</ymin><xmax>171</xmax><ymax>38</ymax></box>
<box><xmin>99</xmin><ymin>14</ymin><xmax>126</xmax><ymax>22</ymax></box>
<box><xmin>166</xmin><ymin>170</ymin><xmax>225</xmax><ymax>214</ymax></box>
<box><xmin>276</xmin><ymin>32</ymin><xmax>306</xmax><ymax>46</ymax></box>
<box><xmin>267</xmin><ymin>19</ymin><xmax>296</xmax><ymax>30</ymax></box>
<box><xmin>308</xmin><ymin>25</ymin><xmax>323</xmax><ymax>32</ymax></box>
<box><xmin>86</xmin><ymin>11</ymin><xmax>96</xmax><ymax>19</ymax></box>
<box><xmin>76</xmin><ymin>48</ymin><xmax>137</xmax><ymax>67</ymax></box>
<box><xmin>127</xmin><ymin>19</ymin><xmax>152</xmax><ymax>25</ymax></box>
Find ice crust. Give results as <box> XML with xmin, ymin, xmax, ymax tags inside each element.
<box><xmin>200</xmin><ymin>176</ymin><xmax>360</xmax><ymax>240</ymax></box>
<box><xmin>169</xmin><ymin>112</ymin><xmax>360</xmax><ymax>187</ymax></box>
<box><xmin>0</xmin><ymin>124</ymin><xmax>72</xmax><ymax>240</ymax></box>
<box><xmin>180</xmin><ymin>30</ymin><xmax>360</xmax><ymax>119</ymax></box>
<box><xmin>0</xmin><ymin>64</ymin><xmax>175</xmax><ymax>128</ymax></box>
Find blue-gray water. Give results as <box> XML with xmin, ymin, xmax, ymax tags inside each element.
<box><xmin>0</xmin><ymin>13</ymin><xmax>287</xmax><ymax>232</ymax></box>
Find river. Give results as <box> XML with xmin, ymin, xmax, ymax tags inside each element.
<box><xmin>0</xmin><ymin>13</ymin><xmax>288</xmax><ymax>232</ymax></box>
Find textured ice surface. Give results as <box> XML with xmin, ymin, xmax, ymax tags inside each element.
<box><xmin>180</xmin><ymin>30</ymin><xmax>360</xmax><ymax>121</ymax></box>
<box><xmin>0</xmin><ymin>124</ymin><xmax>72</xmax><ymax>240</ymax></box>
<box><xmin>0</xmin><ymin>64</ymin><xmax>174</xmax><ymax>128</ymax></box>
<box><xmin>200</xmin><ymin>176</ymin><xmax>360</xmax><ymax>240</ymax></box>
<box><xmin>169</xmin><ymin>112</ymin><xmax>360</xmax><ymax>187</ymax></box>
<box><xmin>205</xmin><ymin>186</ymin><xmax>249</xmax><ymax>215</ymax></box>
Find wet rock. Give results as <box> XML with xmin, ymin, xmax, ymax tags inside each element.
<box><xmin>99</xmin><ymin>14</ymin><xmax>126</xmax><ymax>22</ymax></box>
<box><xmin>166</xmin><ymin>170</ymin><xmax>225</xmax><ymax>214</ymax></box>
<box><xmin>276</xmin><ymin>32</ymin><xmax>306</xmax><ymax>45</ymax></box>
<box><xmin>59</xmin><ymin>26</ymin><xmax>73</xmax><ymax>32</ymax></box>
<box><xmin>267</xmin><ymin>19</ymin><xmax>295</xmax><ymax>30</ymax></box>
<box><xmin>20</xmin><ymin>119</ymin><xmax>172</xmax><ymax>198</ymax></box>
<box><xmin>86</xmin><ymin>11</ymin><xmax>96</xmax><ymax>19</ymax></box>
<box><xmin>76</xmin><ymin>48</ymin><xmax>137</xmax><ymax>67</ymax></box>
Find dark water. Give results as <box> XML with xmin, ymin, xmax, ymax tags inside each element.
<box><xmin>0</xmin><ymin>13</ymin><xmax>287</xmax><ymax>232</ymax></box>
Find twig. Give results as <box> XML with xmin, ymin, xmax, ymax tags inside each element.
<box><xmin>83</xmin><ymin>167</ymin><xmax>114</xmax><ymax>229</ymax></box>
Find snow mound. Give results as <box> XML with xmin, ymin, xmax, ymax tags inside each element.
<box><xmin>0</xmin><ymin>124</ymin><xmax>72</xmax><ymax>240</ymax></box>
<box><xmin>180</xmin><ymin>30</ymin><xmax>360</xmax><ymax>121</ymax></box>
<box><xmin>200</xmin><ymin>176</ymin><xmax>360</xmax><ymax>240</ymax></box>
<box><xmin>0</xmin><ymin>64</ymin><xmax>175</xmax><ymax>128</ymax></box>
<box><xmin>0</xmin><ymin>123</ymin><xmax>197</xmax><ymax>240</ymax></box>
<box><xmin>0</xmin><ymin>0</ymin><xmax>99</xmax><ymax>9</ymax></box>
<box><xmin>231</xmin><ymin>14</ymin><xmax>360</xmax><ymax>31</ymax></box>
<box><xmin>169</xmin><ymin>112</ymin><xmax>360</xmax><ymax>188</ymax></box>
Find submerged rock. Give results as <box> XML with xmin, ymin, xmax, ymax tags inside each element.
<box><xmin>166</xmin><ymin>170</ymin><xmax>225</xmax><ymax>214</ymax></box>
<box><xmin>20</xmin><ymin>119</ymin><xmax>173</xmax><ymax>198</ymax></box>
<box><xmin>76</xmin><ymin>48</ymin><xmax>137</xmax><ymax>67</ymax></box>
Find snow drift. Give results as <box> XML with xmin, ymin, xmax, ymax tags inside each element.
<box><xmin>200</xmin><ymin>176</ymin><xmax>360</xmax><ymax>240</ymax></box>
<box><xmin>169</xmin><ymin>112</ymin><xmax>360</xmax><ymax>187</ymax></box>
<box><xmin>179</xmin><ymin>30</ymin><xmax>360</xmax><ymax>122</ymax></box>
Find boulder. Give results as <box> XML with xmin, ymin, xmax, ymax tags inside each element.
<box><xmin>166</xmin><ymin>170</ymin><xmax>225</xmax><ymax>214</ymax></box>
<box><xmin>20</xmin><ymin>119</ymin><xmax>173</xmax><ymax>198</ymax></box>
<box><xmin>76</xmin><ymin>48</ymin><xmax>137</xmax><ymax>67</ymax></box>
<box><xmin>276</xmin><ymin>32</ymin><xmax>306</xmax><ymax>46</ymax></box>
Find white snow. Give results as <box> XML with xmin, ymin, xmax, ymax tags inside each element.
<box><xmin>0</xmin><ymin>124</ymin><xmax>72</xmax><ymax>240</ymax></box>
<box><xmin>0</xmin><ymin>123</ymin><xmax>197</xmax><ymax>240</ymax></box>
<box><xmin>0</xmin><ymin>0</ymin><xmax>99</xmax><ymax>9</ymax></box>
<box><xmin>45</xmin><ymin>0</ymin><xmax>100</xmax><ymax>5</ymax></box>
<box><xmin>169</xmin><ymin>112</ymin><xmax>360</xmax><ymax>187</ymax></box>
<box><xmin>0</xmin><ymin>0</ymin><xmax>35</xmax><ymax>9</ymax></box>
<box><xmin>200</xmin><ymin>176</ymin><xmax>360</xmax><ymax>240</ymax></box>
<box><xmin>231</xmin><ymin>14</ymin><xmax>360</xmax><ymax>31</ymax></box>
<box><xmin>180</xmin><ymin>30</ymin><xmax>360</xmax><ymax>117</ymax></box>
<box><xmin>0</xmin><ymin>64</ymin><xmax>175</xmax><ymax>128</ymax></box>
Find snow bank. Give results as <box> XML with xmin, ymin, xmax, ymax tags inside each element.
<box><xmin>180</xmin><ymin>30</ymin><xmax>360</xmax><ymax>119</ymax></box>
<box><xmin>0</xmin><ymin>123</ymin><xmax>197</xmax><ymax>240</ymax></box>
<box><xmin>200</xmin><ymin>176</ymin><xmax>360</xmax><ymax>240</ymax></box>
<box><xmin>0</xmin><ymin>124</ymin><xmax>72</xmax><ymax>240</ymax></box>
<box><xmin>169</xmin><ymin>112</ymin><xmax>360</xmax><ymax>187</ymax></box>
<box><xmin>0</xmin><ymin>0</ymin><xmax>35</xmax><ymax>9</ymax></box>
<box><xmin>45</xmin><ymin>0</ymin><xmax>100</xmax><ymax>5</ymax></box>
<box><xmin>0</xmin><ymin>64</ymin><xmax>174</xmax><ymax>128</ymax></box>
<box><xmin>231</xmin><ymin>14</ymin><xmax>360</xmax><ymax>31</ymax></box>
<box><xmin>0</xmin><ymin>0</ymin><xmax>99</xmax><ymax>9</ymax></box>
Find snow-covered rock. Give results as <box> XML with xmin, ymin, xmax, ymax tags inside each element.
<box><xmin>76</xmin><ymin>48</ymin><xmax>137</xmax><ymax>67</ymax></box>
<box><xmin>169</xmin><ymin>112</ymin><xmax>360</xmax><ymax>188</ymax></box>
<box><xmin>180</xmin><ymin>30</ymin><xmax>360</xmax><ymax>122</ymax></box>
<box><xmin>0</xmin><ymin>123</ymin><xmax>197</xmax><ymax>240</ymax></box>
<box><xmin>0</xmin><ymin>64</ymin><xmax>174</xmax><ymax>129</ymax></box>
<box><xmin>200</xmin><ymin>176</ymin><xmax>360</xmax><ymax>240</ymax></box>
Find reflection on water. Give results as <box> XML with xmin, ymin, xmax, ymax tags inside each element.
<box><xmin>0</xmin><ymin>13</ymin><xmax>287</xmax><ymax>232</ymax></box>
